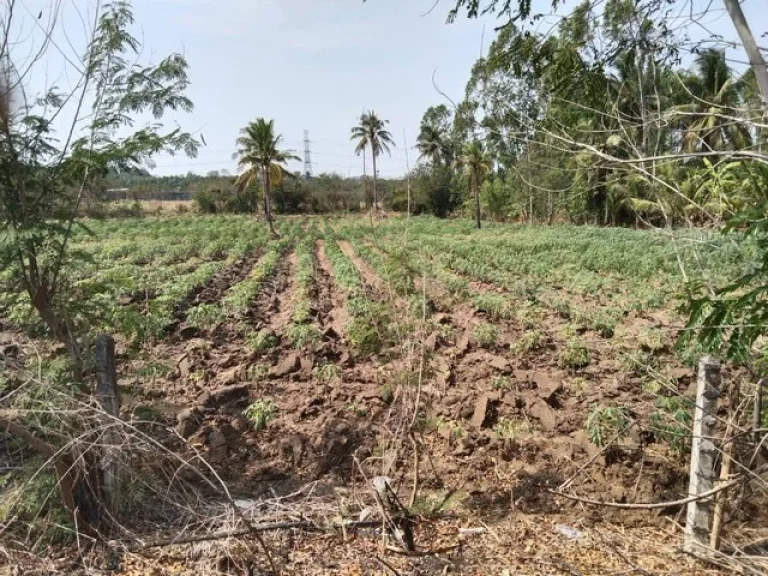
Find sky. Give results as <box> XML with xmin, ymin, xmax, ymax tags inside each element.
<box><xmin>7</xmin><ymin>0</ymin><xmax>768</xmax><ymax>178</ymax></box>
<box><xmin>132</xmin><ymin>0</ymin><xmax>492</xmax><ymax>177</ymax></box>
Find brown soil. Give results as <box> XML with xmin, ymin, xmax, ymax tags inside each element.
<box><xmin>315</xmin><ymin>240</ymin><xmax>350</xmax><ymax>340</ymax></box>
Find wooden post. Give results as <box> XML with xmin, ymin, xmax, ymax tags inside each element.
<box><xmin>684</xmin><ymin>356</ymin><xmax>720</xmax><ymax>554</ymax></box>
<box><xmin>95</xmin><ymin>334</ymin><xmax>121</xmax><ymax>516</ymax></box>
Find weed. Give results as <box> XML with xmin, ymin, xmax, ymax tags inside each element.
<box><xmin>570</xmin><ymin>377</ymin><xmax>590</xmax><ymax>397</ymax></box>
<box><xmin>637</xmin><ymin>327</ymin><xmax>667</xmax><ymax>352</ymax></box>
<box><xmin>512</xmin><ymin>329</ymin><xmax>546</xmax><ymax>355</ymax></box>
<box><xmin>558</xmin><ymin>340</ymin><xmax>591</xmax><ymax>370</ymax></box>
<box><xmin>243</xmin><ymin>399</ymin><xmax>277</xmax><ymax>432</ymax></box>
<box><xmin>313</xmin><ymin>361</ymin><xmax>341</xmax><ymax>384</ymax></box>
<box><xmin>247</xmin><ymin>364</ymin><xmax>269</xmax><ymax>382</ymax></box>
<box><xmin>472</xmin><ymin>293</ymin><xmax>511</xmax><ymax>319</ymax></box>
<box><xmin>379</xmin><ymin>383</ymin><xmax>394</xmax><ymax>403</ymax></box>
<box><xmin>493</xmin><ymin>417</ymin><xmax>531</xmax><ymax>440</ymax></box>
<box><xmin>136</xmin><ymin>361</ymin><xmax>172</xmax><ymax>379</ymax></box>
<box><xmin>345</xmin><ymin>403</ymin><xmax>368</xmax><ymax>417</ymax></box>
<box><xmin>186</xmin><ymin>303</ymin><xmax>224</xmax><ymax>329</ymax></box>
<box><xmin>246</xmin><ymin>329</ymin><xmax>279</xmax><ymax>353</ymax></box>
<box><xmin>649</xmin><ymin>397</ymin><xmax>692</xmax><ymax>454</ymax></box>
<box><xmin>285</xmin><ymin>323</ymin><xmax>321</xmax><ymax>348</ymax></box>
<box><xmin>491</xmin><ymin>375</ymin><xmax>513</xmax><ymax>391</ymax></box>
<box><xmin>473</xmin><ymin>322</ymin><xmax>499</xmax><ymax>348</ymax></box>
<box><xmin>585</xmin><ymin>405</ymin><xmax>630</xmax><ymax>447</ymax></box>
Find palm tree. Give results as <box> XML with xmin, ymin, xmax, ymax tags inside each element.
<box><xmin>453</xmin><ymin>141</ymin><xmax>492</xmax><ymax>229</ymax></box>
<box><xmin>234</xmin><ymin>118</ymin><xmax>299</xmax><ymax>236</ymax></box>
<box><xmin>350</xmin><ymin>111</ymin><xmax>395</xmax><ymax>213</ymax></box>
<box><xmin>674</xmin><ymin>49</ymin><xmax>750</xmax><ymax>153</ymax></box>
<box><xmin>416</xmin><ymin>124</ymin><xmax>448</xmax><ymax>166</ymax></box>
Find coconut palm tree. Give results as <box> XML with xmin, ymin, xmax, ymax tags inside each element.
<box><xmin>234</xmin><ymin>118</ymin><xmax>299</xmax><ymax>236</ymax></box>
<box><xmin>350</xmin><ymin>111</ymin><xmax>395</xmax><ymax>213</ymax></box>
<box><xmin>416</xmin><ymin>124</ymin><xmax>449</xmax><ymax>166</ymax></box>
<box><xmin>674</xmin><ymin>49</ymin><xmax>751</xmax><ymax>153</ymax></box>
<box><xmin>453</xmin><ymin>141</ymin><xmax>492</xmax><ymax>229</ymax></box>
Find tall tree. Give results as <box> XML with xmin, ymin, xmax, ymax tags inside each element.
<box><xmin>234</xmin><ymin>119</ymin><xmax>299</xmax><ymax>236</ymax></box>
<box><xmin>674</xmin><ymin>49</ymin><xmax>750</xmax><ymax>154</ymax></box>
<box><xmin>453</xmin><ymin>141</ymin><xmax>492</xmax><ymax>229</ymax></box>
<box><xmin>351</xmin><ymin>111</ymin><xmax>395</xmax><ymax>212</ymax></box>
<box><xmin>416</xmin><ymin>124</ymin><xmax>448</xmax><ymax>166</ymax></box>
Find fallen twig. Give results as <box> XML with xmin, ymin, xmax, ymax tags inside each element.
<box><xmin>550</xmin><ymin>476</ymin><xmax>742</xmax><ymax>510</ymax></box>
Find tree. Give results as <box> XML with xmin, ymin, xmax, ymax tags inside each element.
<box><xmin>416</xmin><ymin>124</ymin><xmax>448</xmax><ymax>166</ymax></box>
<box><xmin>1</xmin><ymin>0</ymin><xmax>197</xmax><ymax>376</ymax></box>
<box><xmin>234</xmin><ymin>118</ymin><xmax>299</xmax><ymax>236</ymax></box>
<box><xmin>0</xmin><ymin>0</ymin><xmax>198</xmax><ymax>533</ymax></box>
<box><xmin>453</xmin><ymin>141</ymin><xmax>492</xmax><ymax>229</ymax></box>
<box><xmin>673</xmin><ymin>50</ymin><xmax>750</xmax><ymax>154</ymax></box>
<box><xmin>350</xmin><ymin>111</ymin><xmax>395</xmax><ymax>213</ymax></box>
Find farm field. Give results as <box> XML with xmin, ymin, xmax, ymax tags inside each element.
<box><xmin>0</xmin><ymin>214</ymin><xmax>758</xmax><ymax>574</ymax></box>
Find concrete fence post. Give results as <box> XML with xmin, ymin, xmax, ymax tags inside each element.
<box><xmin>683</xmin><ymin>356</ymin><xmax>720</xmax><ymax>554</ymax></box>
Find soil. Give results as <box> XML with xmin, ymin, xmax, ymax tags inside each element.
<box><xmin>2</xmin><ymin>232</ymin><xmax>765</xmax><ymax>575</ymax></box>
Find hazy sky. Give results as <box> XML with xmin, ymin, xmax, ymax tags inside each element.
<box><xmin>9</xmin><ymin>0</ymin><xmax>767</xmax><ymax>178</ymax></box>
<box><xmin>131</xmin><ymin>0</ymin><xmax>491</xmax><ymax>177</ymax></box>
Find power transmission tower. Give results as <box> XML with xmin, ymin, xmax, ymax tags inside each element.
<box><xmin>303</xmin><ymin>130</ymin><xmax>313</xmax><ymax>179</ymax></box>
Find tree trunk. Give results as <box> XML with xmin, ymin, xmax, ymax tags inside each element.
<box><xmin>724</xmin><ymin>0</ymin><xmax>768</xmax><ymax>111</ymax></box>
<box><xmin>372</xmin><ymin>149</ymin><xmax>378</xmax><ymax>215</ymax></box>
<box><xmin>473</xmin><ymin>169</ymin><xmax>481</xmax><ymax>230</ymax></box>
<box><xmin>30</xmin><ymin>288</ymin><xmax>83</xmax><ymax>380</ymax></box>
<box><xmin>262</xmin><ymin>169</ymin><xmax>278</xmax><ymax>237</ymax></box>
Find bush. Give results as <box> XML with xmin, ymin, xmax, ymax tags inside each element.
<box><xmin>243</xmin><ymin>399</ymin><xmax>277</xmax><ymax>432</ymax></box>
<box><xmin>558</xmin><ymin>340</ymin><xmax>591</xmax><ymax>370</ymax></box>
<box><xmin>473</xmin><ymin>322</ymin><xmax>498</xmax><ymax>348</ymax></box>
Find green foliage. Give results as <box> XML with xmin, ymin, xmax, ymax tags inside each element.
<box><xmin>186</xmin><ymin>303</ymin><xmax>224</xmax><ymax>329</ymax></box>
<box><xmin>494</xmin><ymin>417</ymin><xmax>531</xmax><ymax>440</ymax></box>
<box><xmin>246</xmin><ymin>329</ymin><xmax>279</xmax><ymax>352</ymax></box>
<box><xmin>649</xmin><ymin>397</ymin><xmax>692</xmax><ymax>454</ymax></box>
<box><xmin>585</xmin><ymin>405</ymin><xmax>631</xmax><ymax>447</ymax></box>
<box><xmin>512</xmin><ymin>329</ymin><xmax>545</xmax><ymax>355</ymax></box>
<box><xmin>0</xmin><ymin>461</ymin><xmax>72</xmax><ymax>546</ymax></box>
<box><xmin>491</xmin><ymin>375</ymin><xmax>513</xmax><ymax>390</ymax></box>
<box><xmin>313</xmin><ymin>361</ymin><xmax>341</xmax><ymax>384</ymax></box>
<box><xmin>558</xmin><ymin>340</ymin><xmax>591</xmax><ymax>370</ymax></box>
<box><xmin>242</xmin><ymin>399</ymin><xmax>277</xmax><ymax>432</ymax></box>
<box><xmin>473</xmin><ymin>322</ymin><xmax>499</xmax><ymax>348</ymax></box>
<box><xmin>285</xmin><ymin>323</ymin><xmax>321</xmax><ymax>349</ymax></box>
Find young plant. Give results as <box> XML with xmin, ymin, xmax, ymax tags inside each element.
<box><xmin>246</xmin><ymin>329</ymin><xmax>279</xmax><ymax>353</ymax></box>
<box><xmin>558</xmin><ymin>340</ymin><xmax>591</xmax><ymax>370</ymax></box>
<box><xmin>473</xmin><ymin>322</ymin><xmax>499</xmax><ymax>348</ymax></box>
<box><xmin>493</xmin><ymin>417</ymin><xmax>531</xmax><ymax>440</ymax></box>
<box><xmin>585</xmin><ymin>405</ymin><xmax>630</xmax><ymax>447</ymax></box>
<box><xmin>243</xmin><ymin>399</ymin><xmax>277</xmax><ymax>432</ymax></box>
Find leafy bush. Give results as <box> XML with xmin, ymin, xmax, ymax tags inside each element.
<box><xmin>512</xmin><ymin>329</ymin><xmax>546</xmax><ymax>355</ymax></box>
<box><xmin>558</xmin><ymin>340</ymin><xmax>591</xmax><ymax>369</ymax></box>
<box><xmin>473</xmin><ymin>322</ymin><xmax>498</xmax><ymax>348</ymax></box>
<box><xmin>186</xmin><ymin>303</ymin><xmax>224</xmax><ymax>329</ymax></box>
<box><xmin>246</xmin><ymin>329</ymin><xmax>279</xmax><ymax>352</ymax></box>
<box><xmin>585</xmin><ymin>405</ymin><xmax>630</xmax><ymax>447</ymax></box>
<box><xmin>243</xmin><ymin>399</ymin><xmax>277</xmax><ymax>432</ymax></box>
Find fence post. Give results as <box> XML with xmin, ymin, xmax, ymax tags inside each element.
<box><xmin>683</xmin><ymin>356</ymin><xmax>720</xmax><ymax>554</ymax></box>
<box><xmin>95</xmin><ymin>334</ymin><xmax>121</xmax><ymax>516</ymax></box>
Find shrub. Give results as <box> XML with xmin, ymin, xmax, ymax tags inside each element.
<box><xmin>585</xmin><ymin>405</ymin><xmax>630</xmax><ymax>447</ymax></box>
<box><xmin>494</xmin><ymin>417</ymin><xmax>531</xmax><ymax>440</ymax></box>
<box><xmin>512</xmin><ymin>329</ymin><xmax>545</xmax><ymax>355</ymax></box>
<box><xmin>246</xmin><ymin>329</ymin><xmax>279</xmax><ymax>352</ymax></box>
<box><xmin>558</xmin><ymin>340</ymin><xmax>590</xmax><ymax>370</ymax></box>
<box><xmin>186</xmin><ymin>303</ymin><xmax>224</xmax><ymax>329</ymax></box>
<box><xmin>243</xmin><ymin>399</ymin><xmax>277</xmax><ymax>432</ymax></box>
<box><xmin>473</xmin><ymin>322</ymin><xmax>498</xmax><ymax>348</ymax></box>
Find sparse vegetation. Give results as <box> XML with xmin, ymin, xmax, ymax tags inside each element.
<box><xmin>243</xmin><ymin>399</ymin><xmax>277</xmax><ymax>432</ymax></box>
<box><xmin>472</xmin><ymin>322</ymin><xmax>498</xmax><ymax>348</ymax></box>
